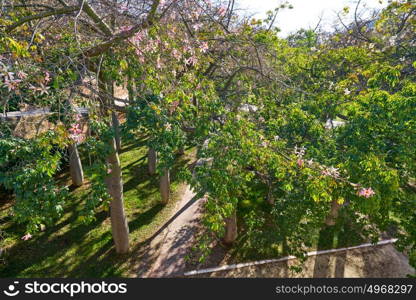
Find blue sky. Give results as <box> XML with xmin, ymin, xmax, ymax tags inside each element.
<box><xmin>236</xmin><ymin>0</ymin><xmax>387</xmax><ymax>36</ymax></box>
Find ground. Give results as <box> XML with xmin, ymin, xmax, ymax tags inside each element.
<box><xmin>185</xmin><ymin>243</ymin><xmax>415</xmax><ymax>278</ymax></box>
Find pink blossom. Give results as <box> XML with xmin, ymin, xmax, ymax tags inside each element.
<box><xmin>69</xmin><ymin>123</ymin><xmax>82</xmax><ymax>142</ymax></box>
<box><xmin>29</xmin><ymin>83</ymin><xmax>49</xmax><ymax>95</ymax></box>
<box><xmin>192</xmin><ymin>23</ymin><xmax>203</xmax><ymax>31</ymax></box>
<box><xmin>107</xmin><ymin>169</ymin><xmax>112</xmax><ymax>174</ymax></box>
<box><xmin>120</xmin><ymin>25</ymin><xmax>133</xmax><ymax>34</ymax></box>
<box><xmin>200</xmin><ymin>41</ymin><xmax>209</xmax><ymax>53</ymax></box>
<box><xmin>297</xmin><ymin>159</ymin><xmax>304</xmax><ymax>167</ymax></box>
<box><xmin>69</xmin><ymin>123</ymin><xmax>82</xmax><ymax>135</ymax></box>
<box><xmin>185</xmin><ymin>56</ymin><xmax>198</xmax><ymax>66</ymax></box>
<box><xmin>321</xmin><ymin>166</ymin><xmax>340</xmax><ymax>178</ymax></box>
<box><xmin>7</xmin><ymin>72</ymin><xmax>15</xmax><ymax>80</ymax></box>
<box><xmin>156</xmin><ymin>56</ymin><xmax>163</xmax><ymax>69</ymax></box>
<box><xmin>357</xmin><ymin>187</ymin><xmax>375</xmax><ymax>198</ymax></box>
<box><xmin>21</xmin><ymin>233</ymin><xmax>32</xmax><ymax>241</ymax></box>
<box><xmin>261</xmin><ymin>141</ymin><xmax>269</xmax><ymax>147</ymax></box>
<box><xmin>218</xmin><ymin>6</ymin><xmax>227</xmax><ymax>16</ymax></box>
<box><xmin>4</xmin><ymin>79</ymin><xmax>21</xmax><ymax>91</ymax></box>
<box><xmin>294</xmin><ymin>146</ymin><xmax>306</xmax><ymax>157</ymax></box>
<box><xmin>118</xmin><ymin>4</ymin><xmax>128</xmax><ymax>11</ymax></box>
<box><xmin>135</xmin><ymin>49</ymin><xmax>145</xmax><ymax>63</ymax></box>
<box><xmin>17</xmin><ymin>71</ymin><xmax>28</xmax><ymax>79</ymax></box>
<box><xmin>44</xmin><ymin>71</ymin><xmax>51</xmax><ymax>83</ymax></box>
<box><xmin>172</xmin><ymin>49</ymin><xmax>181</xmax><ymax>61</ymax></box>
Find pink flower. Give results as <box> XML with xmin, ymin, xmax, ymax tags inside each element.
<box><xmin>21</xmin><ymin>233</ymin><xmax>32</xmax><ymax>241</ymax></box>
<box><xmin>29</xmin><ymin>83</ymin><xmax>49</xmax><ymax>95</ymax></box>
<box><xmin>321</xmin><ymin>166</ymin><xmax>340</xmax><ymax>178</ymax></box>
<box><xmin>44</xmin><ymin>71</ymin><xmax>51</xmax><ymax>83</ymax></box>
<box><xmin>69</xmin><ymin>123</ymin><xmax>82</xmax><ymax>135</ymax></box>
<box><xmin>156</xmin><ymin>56</ymin><xmax>163</xmax><ymax>69</ymax></box>
<box><xmin>69</xmin><ymin>123</ymin><xmax>82</xmax><ymax>142</ymax></box>
<box><xmin>7</xmin><ymin>72</ymin><xmax>15</xmax><ymax>80</ymax></box>
<box><xmin>172</xmin><ymin>49</ymin><xmax>181</xmax><ymax>61</ymax></box>
<box><xmin>185</xmin><ymin>56</ymin><xmax>198</xmax><ymax>66</ymax></box>
<box><xmin>135</xmin><ymin>49</ymin><xmax>145</xmax><ymax>63</ymax></box>
<box><xmin>107</xmin><ymin>169</ymin><xmax>112</xmax><ymax>174</ymax></box>
<box><xmin>118</xmin><ymin>4</ymin><xmax>128</xmax><ymax>12</ymax></box>
<box><xmin>297</xmin><ymin>159</ymin><xmax>304</xmax><ymax>167</ymax></box>
<box><xmin>200</xmin><ymin>41</ymin><xmax>209</xmax><ymax>53</ymax></box>
<box><xmin>192</xmin><ymin>23</ymin><xmax>203</xmax><ymax>31</ymax></box>
<box><xmin>4</xmin><ymin>79</ymin><xmax>21</xmax><ymax>91</ymax></box>
<box><xmin>218</xmin><ymin>6</ymin><xmax>227</xmax><ymax>16</ymax></box>
<box><xmin>17</xmin><ymin>71</ymin><xmax>28</xmax><ymax>79</ymax></box>
<box><xmin>357</xmin><ymin>187</ymin><xmax>376</xmax><ymax>198</ymax></box>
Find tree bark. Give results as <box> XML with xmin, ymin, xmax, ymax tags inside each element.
<box><xmin>104</xmin><ymin>137</ymin><xmax>130</xmax><ymax>254</ymax></box>
<box><xmin>68</xmin><ymin>143</ymin><xmax>84</xmax><ymax>187</ymax></box>
<box><xmin>159</xmin><ymin>168</ymin><xmax>170</xmax><ymax>204</ymax></box>
<box><xmin>148</xmin><ymin>148</ymin><xmax>157</xmax><ymax>175</ymax></box>
<box><xmin>111</xmin><ymin>111</ymin><xmax>121</xmax><ymax>152</ymax></box>
<box><xmin>223</xmin><ymin>210</ymin><xmax>238</xmax><ymax>245</ymax></box>
<box><xmin>325</xmin><ymin>198</ymin><xmax>342</xmax><ymax>226</ymax></box>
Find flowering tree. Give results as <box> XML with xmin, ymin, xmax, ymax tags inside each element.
<box><xmin>1</xmin><ymin>0</ymin><xmax>415</xmax><ymax>270</ymax></box>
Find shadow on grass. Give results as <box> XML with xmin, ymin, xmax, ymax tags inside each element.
<box><xmin>0</xmin><ymin>139</ymin><xmax>195</xmax><ymax>278</ymax></box>
<box><xmin>0</xmin><ymin>203</ymin><xmax>114</xmax><ymax>277</ymax></box>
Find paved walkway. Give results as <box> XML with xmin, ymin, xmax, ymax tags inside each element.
<box><xmin>141</xmin><ymin>186</ymin><xmax>205</xmax><ymax>277</ymax></box>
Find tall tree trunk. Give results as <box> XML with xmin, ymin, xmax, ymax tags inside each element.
<box><xmin>148</xmin><ymin>148</ymin><xmax>157</xmax><ymax>175</ymax></box>
<box><xmin>99</xmin><ymin>76</ymin><xmax>129</xmax><ymax>254</ymax></box>
<box><xmin>223</xmin><ymin>210</ymin><xmax>237</xmax><ymax>245</ymax></box>
<box><xmin>112</xmin><ymin>111</ymin><xmax>121</xmax><ymax>152</ymax></box>
<box><xmin>68</xmin><ymin>143</ymin><xmax>84</xmax><ymax>186</ymax></box>
<box><xmin>267</xmin><ymin>180</ymin><xmax>274</xmax><ymax>205</ymax></box>
<box><xmin>65</xmin><ymin>91</ymin><xmax>84</xmax><ymax>187</ymax></box>
<box><xmin>325</xmin><ymin>198</ymin><xmax>341</xmax><ymax>226</ymax></box>
<box><xmin>159</xmin><ymin>168</ymin><xmax>170</xmax><ymax>204</ymax></box>
<box><xmin>105</xmin><ymin>137</ymin><xmax>130</xmax><ymax>254</ymax></box>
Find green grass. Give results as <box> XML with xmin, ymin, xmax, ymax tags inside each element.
<box><xmin>0</xmin><ymin>139</ymin><xmax>194</xmax><ymax>277</ymax></box>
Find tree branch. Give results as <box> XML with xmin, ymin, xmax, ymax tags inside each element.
<box><xmin>81</xmin><ymin>0</ymin><xmax>113</xmax><ymax>36</ymax></box>
<box><xmin>82</xmin><ymin>0</ymin><xmax>160</xmax><ymax>57</ymax></box>
<box><xmin>6</xmin><ymin>5</ymin><xmax>80</xmax><ymax>33</ymax></box>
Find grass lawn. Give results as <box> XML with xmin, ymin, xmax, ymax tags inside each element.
<box><xmin>0</xmin><ymin>138</ymin><xmax>194</xmax><ymax>277</ymax></box>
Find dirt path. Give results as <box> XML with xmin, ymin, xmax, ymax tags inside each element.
<box><xmin>141</xmin><ymin>186</ymin><xmax>205</xmax><ymax>277</ymax></box>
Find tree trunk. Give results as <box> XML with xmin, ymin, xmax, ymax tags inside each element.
<box><xmin>325</xmin><ymin>198</ymin><xmax>342</xmax><ymax>226</ymax></box>
<box><xmin>223</xmin><ymin>210</ymin><xmax>238</xmax><ymax>245</ymax></box>
<box><xmin>159</xmin><ymin>168</ymin><xmax>170</xmax><ymax>204</ymax></box>
<box><xmin>68</xmin><ymin>143</ymin><xmax>84</xmax><ymax>187</ymax></box>
<box><xmin>267</xmin><ymin>183</ymin><xmax>274</xmax><ymax>205</ymax></box>
<box><xmin>105</xmin><ymin>137</ymin><xmax>130</xmax><ymax>254</ymax></box>
<box><xmin>177</xmin><ymin>147</ymin><xmax>185</xmax><ymax>155</ymax></box>
<box><xmin>148</xmin><ymin>148</ymin><xmax>157</xmax><ymax>175</ymax></box>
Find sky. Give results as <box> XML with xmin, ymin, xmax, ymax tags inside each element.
<box><xmin>236</xmin><ymin>0</ymin><xmax>388</xmax><ymax>37</ymax></box>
